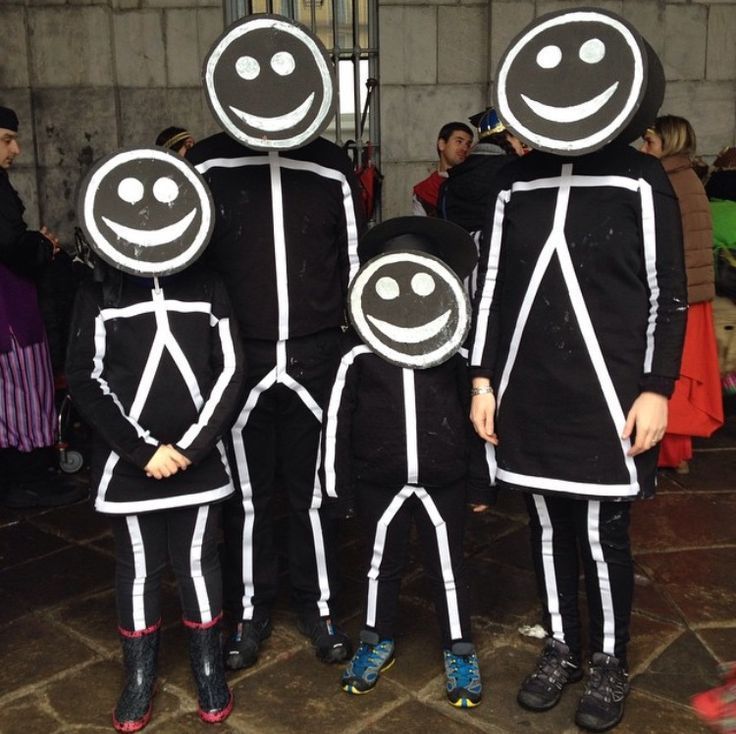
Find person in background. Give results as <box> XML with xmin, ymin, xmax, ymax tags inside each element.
<box><xmin>641</xmin><ymin>115</ymin><xmax>724</xmax><ymax>472</ymax></box>
<box><xmin>707</xmin><ymin>146</ymin><xmax>736</xmax><ymax>202</ymax></box>
<box><xmin>0</xmin><ymin>105</ymin><xmax>86</xmax><ymax>508</ymax></box>
<box><xmin>155</xmin><ymin>126</ymin><xmax>195</xmax><ymax>156</ymax></box>
<box><xmin>412</xmin><ymin>122</ymin><xmax>473</xmax><ymax>216</ymax></box>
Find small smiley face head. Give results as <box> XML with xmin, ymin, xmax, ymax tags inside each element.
<box><xmin>78</xmin><ymin>147</ymin><xmax>214</xmax><ymax>276</ymax></box>
<box><xmin>203</xmin><ymin>14</ymin><xmax>336</xmax><ymax>150</ymax></box>
<box><xmin>494</xmin><ymin>8</ymin><xmax>664</xmax><ymax>155</ymax></box>
<box><xmin>349</xmin><ymin>217</ymin><xmax>476</xmax><ymax>369</ymax></box>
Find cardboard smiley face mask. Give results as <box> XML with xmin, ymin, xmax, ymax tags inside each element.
<box><xmin>203</xmin><ymin>14</ymin><xmax>336</xmax><ymax>151</ymax></box>
<box><xmin>349</xmin><ymin>251</ymin><xmax>470</xmax><ymax>369</ymax></box>
<box><xmin>494</xmin><ymin>7</ymin><xmax>664</xmax><ymax>155</ymax></box>
<box><xmin>78</xmin><ymin>147</ymin><xmax>214</xmax><ymax>277</ymax></box>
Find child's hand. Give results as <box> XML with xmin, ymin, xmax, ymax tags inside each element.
<box><xmin>145</xmin><ymin>445</ymin><xmax>191</xmax><ymax>479</ymax></box>
<box><xmin>470</xmin><ymin>503</ymin><xmax>489</xmax><ymax>513</ymax></box>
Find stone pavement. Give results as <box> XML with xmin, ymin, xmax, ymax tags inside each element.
<box><xmin>1</xmin><ymin>415</ymin><xmax>735</xmax><ymax>734</ymax></box>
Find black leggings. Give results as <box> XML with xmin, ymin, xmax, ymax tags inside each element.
<box><xmin>526</xmin><ymin>494</ymin><xmax>633</xmax><ymax>666</ymax></box>
<box><xmin>111</xmin><ymin>504</ymin><xmax>223</xmax><ymax>632</ymax></box>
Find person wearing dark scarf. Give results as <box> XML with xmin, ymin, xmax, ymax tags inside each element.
<box><xmin>0</xmin><ymin>105</ymin><xmax>85</xmax><ymax>508</ymax></box>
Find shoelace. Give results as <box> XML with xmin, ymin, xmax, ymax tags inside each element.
<box><xmin>352</xmin><ymin>642</ymin><xmax>390</xmax><ymax>675</ymax></box>
<box><xmin>447</xmin><ymin>654</ymin><xmax>479</xmax><ymax>688</ymax></box>
<box><xmin>585</xmin><ymin>664</ymin><xmax>626</xmax><ymax>703</ymax></box>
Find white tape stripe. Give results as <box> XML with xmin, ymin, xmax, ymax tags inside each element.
<box><xmin>639</xmin><ymin>180</ymin><xmax>659</xmax><ymax>373</ymax></box>
<box><xmin>586</xmin><ymin>501</ymin><xmax>616</xmax><ymax>655</ymax></box>
<box><xmin>126</xmin><ymin>515</ymin><xmax>148</xmax><ymax>631</ymax></box>
<box><xmin>269</xmin><ymin>153</ymin><xmax>290</xmax><ymax>341</ymax></box>
<box><xmin>533</xmin><ymin>494</ymin><xmax>564</xmax><ymax>642</ymax></box>
<box><xmin>402</xmin><ymin>369</ymin><xmax>419</xmax><ymax>484</ymax></box>
<box><xmin>497</xmin><ymin>468</ymin><xmax>638</xmax><ymax>497</ymax></box>
<box><xmin>190</xmin><ymin>505</ymin><xmax>213</xmax><ymax>623</ymax></box>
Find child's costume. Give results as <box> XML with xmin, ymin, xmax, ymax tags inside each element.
<box><xmin>321</xmin><ymin>217</ymin><xmax>494</xmax><ymax>708</ymax></box>
<box><xmin>469</xmin><ymin>9</ymin><xmax>687</xmax><ymax>732</ymax></box>
<box><xmin>67</xmin><ymin>147</ymin><xmax>245</xmax><ymax>731</ymax></box>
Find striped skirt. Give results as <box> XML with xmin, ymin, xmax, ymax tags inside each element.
<box><xmin>0</xmin><ymin>335</ymin><xmax>56</xmax><ymax>451</ymax></box>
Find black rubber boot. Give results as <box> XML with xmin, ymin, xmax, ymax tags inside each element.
<box><xmin>112</xmin><ymin>625</ymin><xmax>160</xmax><ymax>732</ymax></box>
<box><xmin>187</xmin><ymin>623</ymin><xmax>234</xmax><ymax>724</ymax></box>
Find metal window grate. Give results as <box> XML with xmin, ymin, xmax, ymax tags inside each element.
<box><xmin>224</xmin><ymin>0</ymin><xmax>381</xmax><ymax>221</ymax></box>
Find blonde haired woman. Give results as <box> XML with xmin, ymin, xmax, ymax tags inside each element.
<box><xmin>641</xmin><ymin>115</ymin><xmax>724</xmax><ymax>471</ymax></box>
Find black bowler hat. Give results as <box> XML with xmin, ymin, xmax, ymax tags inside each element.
<box><xmin>358</xmin><ymin>216</ymin><xmax>477</xmax><ymax>280</ymax></box>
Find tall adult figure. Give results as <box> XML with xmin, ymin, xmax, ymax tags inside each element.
<box><xmin>468</xmin><ymin>10</ymin><xmax>686</xmax><ymax>732</ymax></box>
<box><xmin>0</xmin><ymin>106</ymin><xmax>86</xmax><ymax>508</ymax></box>
<box><xmin>188</xmin><ymin>14</ymin><xmax>364</xmax><ymax>669</ymax></box>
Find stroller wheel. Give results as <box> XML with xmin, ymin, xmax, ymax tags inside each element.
<box><xmin>59</xmin><ymin>450</ymin><xmax>84</xmax><ymax>474</ymax></box>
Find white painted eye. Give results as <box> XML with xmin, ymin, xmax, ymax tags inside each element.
<box><xmin>271</xmin><ymin>51</ymin><xmax>295</xmax><ymax>76</ymax></box>
<box><xmin>153</xmin><ymin>177</ymin><xmax>178</xmax><ymax>204</ymax></box>
<box><xmin>536</xmin><ymin>45</ymin><xmax>562</xmax><ymax>69</ymax></box>
<box><xmin>411</xmin><ymin>272</ymin><xmax>435</xmax><ymax>297</ymax></box>
<box><xmin>579</xmin><ymin>38</ymin><xmax>605</xmax><ymax>64</ymax></box>
<box><xmin>118</xmin><ymin>177</ymin><xmax>144</xmax><ymax>205</ymax></box>
<box><xmin>236</xmin><ymin>55</ymin><xmax>260</xmax><ymax>80</ymax></box>
<box><xmin>375</xmin><ymin>276</ymin><xmax>399</xmax><ymax>300</ymax></box>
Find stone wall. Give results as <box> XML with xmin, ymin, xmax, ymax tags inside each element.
<box><xmin>1</xmin><ymin>0</ymin><xmax>735</xmax><ymax>231</ymax></box>
<box><xmin>0</xmin><ymin>0</ymin><xmax>225</xmax><ymax>243</ymax></box>
<box><xmin>380</xmin><ymin>0</ymin><xmax>736</xmax><ymax>218</ymax></box>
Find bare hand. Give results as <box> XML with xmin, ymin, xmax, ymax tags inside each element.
<box><xmin>470</xmin><ymin>503</ymin><xmax>489</xmax><ymax>513</ymax></box>
<box><xmin>622</xmin><ymin>392</ymin><xmax>668</xmax><ymax>457</ymax></box>
<box><xmin>145</xmin><ymin>444</ymin><xmax>191</xmax><ymax>479</ymax></box>
<box><xmin>470</xmin><ymin>393</ymin><xmax>498</xmax><ymax>445</ymax></box>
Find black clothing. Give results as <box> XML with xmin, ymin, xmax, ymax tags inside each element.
<box><xmin>526</xmin><ymin>494</ymin><xmax>633</xmax><ymax>666</ymax></box>
<box><xmin>111</xmin><ymin>504</ymin><xmax>223</xmax><ymax>630</ymax></box>
<box><xmin>66</xmin><ymin>266</ymin><xmax>245</xmax><ymax>514</ymax></box>
<box><xmin>469</xmin><ymin>144</ymin><xmax>687</xmax><ymax>500</ymax></box>
<box><xmin>439</xmin><ymin>143</ymin><xmax>515</xmax><ymax>234</ymax></box>
<box><xmin>188</xmin><ymin>134</ymin><xmax>363</xmax><ymax>341</ymax></box>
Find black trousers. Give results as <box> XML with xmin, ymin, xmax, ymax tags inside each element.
<box><xmin>357</xmin><ymin>482</ymin><xmax>472</xmax><ymax>649</ymax></box>
<box><xmin>525</xmin><ymin>493</ymin><xmax>633</xmax><ymax>666</ymax></box>
<box><xmin>111</xmin><ymin>503</ymin><xmax>223</xmax><ymax>632</ymax></box>
<box><xmin>224</xmin><ymin>329</ymin><xmax>341</xmax><ymax>623</ymax></box>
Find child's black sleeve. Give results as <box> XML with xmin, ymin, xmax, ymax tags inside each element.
<box><xmin>65</xmin><ymin>283</ymin><xmax>160</xmax><ymax>469</ymax></box>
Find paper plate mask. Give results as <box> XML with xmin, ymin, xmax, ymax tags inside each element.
<box><xmin>494</xmin><ymin>8</ymin><xmax>664</xmax><ymax>155</ymax></box>
<box><xmin>349</xmin><ymin>218</ymin><xmax>475</xmax><ymax>369</ymax></box>
<box><xmin>203</xmin><ymin>14</ymin><xmax>336</xmax><ymax>150</ymax></box>
<box><xmin>78</xmin><ymin>147</ymin><xmax>214</xmax><ymax>277</ymax></box>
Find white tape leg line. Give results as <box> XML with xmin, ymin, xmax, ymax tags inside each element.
<box><xmin>190</xmin><ymin>505</ymin><xmax>213</xmax><ymax>624</ymax></box>
<box><xmin>126</xmin><ymin>515</ymin><xmax>149</xmax><ymax>631</ymax></box>
<box><xmin>415</xmin><ymin>487</ymin><xmax>463</xmax><ymax>641</ymax></box>
<box><xmin>586</xmin><ymin>501</ymin><xmax>616</xmax><ymax>656</ymax></box>
<box><xmin>231</xmin><ymin>370</ymin><xmax>277</xmax><ymax>621</ymax></box>
<box><xmin>366</xmin><ymin>486</ymin><xmax>414</xmax><ymax>629</ymax></box>
<box><xmin>532</xmin><ymin>494</ymin><xmax>565</xmax><ymax>644</ymax></box>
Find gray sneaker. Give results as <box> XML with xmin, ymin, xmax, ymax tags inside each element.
<box><xmin>575</xmin><ymin>653</ymin><xmax>629</xmax><ymax>732</ymax></box>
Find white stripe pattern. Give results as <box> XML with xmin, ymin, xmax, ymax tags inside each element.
<box><xmin>190</xmin><ymin>505</ymin><xmax>213</xmax><ymax>624</ymax></box>
<box><xmin>586</xmin><ymin>501</ymin><xmax>616</xmax><ymax>655</ymax></box>
<box><xmin>533</xmin><ymin>495</ymin><xmax>565</xmax><ymax>643</ymax></box>
<box><xmin>126</xmin><ymin>515</ymin><xmax>148</xmax><ymax>630</ymax></box>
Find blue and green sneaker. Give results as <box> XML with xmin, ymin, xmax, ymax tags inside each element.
<box><xmin>341</xmin><ymin>632</ymin><xmax>395</xmax><ymax>694</ymax></box>
<box><xmin>444</xmin><ymin>644</ymin><xmax>482</xmax><ymax>708</ymax></box>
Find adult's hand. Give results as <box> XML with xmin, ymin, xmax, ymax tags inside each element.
<box><xmin>622</xmin><ymin>392</ymin><xmax>668</xmax><ymax>456</ymax></box>
<box><xmin>470</xmin><ymin>392</ymin><xmax>498</xmax><ymax>445</ymax></box>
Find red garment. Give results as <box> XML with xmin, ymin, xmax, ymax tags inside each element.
<box><xmin>413</xmin><ymin>171</ymin><xmax>445</xmax><ymax>216</ymax></box>
<box><xmin>658</xmin><ymin>301</ymin><xmax>724</xmax><ymax>467</ymax></box>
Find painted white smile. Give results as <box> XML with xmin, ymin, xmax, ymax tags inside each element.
<box><xmin>521</xmin><ymin>81</ymin><xmax>619</xmax><ymax>123</ymax></box>
<box><xmin>229</xmin><ymin>93</ymin><xmax>315</xmax><ymax>132</ymax></box>
<box><xmin>366</xmin><ymin>310</ymin><xmax>451</xmax><ymax>344</ymax></box>
<box><xmin>101</xmin><ymin>208</ymin><xmax>197</xmax><ymax>247</ymax></box>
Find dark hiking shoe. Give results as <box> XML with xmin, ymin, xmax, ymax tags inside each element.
<box><xmin>517</xmin><ymin>637</ymin><xmax>583</xmax><ymax>711</ymax></box>
<box><xmin>575</xmin><ymin>653</ymin><xmax>630</xmax><ymax>732</ymax></box>
<box><xmin>297</xmin><ymin>616</ymin><xmax>352</xmax><ymax>663</ymax></box>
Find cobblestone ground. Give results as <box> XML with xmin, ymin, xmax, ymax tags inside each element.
<box><xmin>1</xmin><ymin>414</ymin><xmax>734</xmax><ymax>733</ymax></box>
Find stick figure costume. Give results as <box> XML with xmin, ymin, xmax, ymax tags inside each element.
<box><xmin>187</xmin><ymin>13</ymin><xmax>364</xmax><ymax>669</ymax></box>
<box><xmin>67</xmin><ymin>147</ymin><xmax>245</xmax><ymax>731</ymax></box>
<box><xmin>468</xmin><ymin>9</ymin><xmax>686</xmax><ymax>731</ymax></box>
<box><xmin>321</xmin><ymin>217</ymin><xmax>494</xmax><ymax>707</ymax></box>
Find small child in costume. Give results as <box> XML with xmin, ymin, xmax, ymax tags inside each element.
<box><xmin>320</xmin><ymin>217</ymin><xmax>494</xmax><ymax>708</ymax></box>
<box><xmin>67</xmin><ymin>148</ymin><xmax>245</xmax><ymax>732</ymax></box>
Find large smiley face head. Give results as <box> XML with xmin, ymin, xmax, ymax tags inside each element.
<box><xmin>494</xmin><ymin>9</ymin><xmax>664</xmax><ymax>155</ymax></box>
<box><xmin>203</xmin><ymin>14</ymin><xmax>336</xmax><ymax>150</ymax></box>
<box><xmin>78</xmin><ymin>147</ymin><xmax>214</xmax><ymax>276</ymax></box>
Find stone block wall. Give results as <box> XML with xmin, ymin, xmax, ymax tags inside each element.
<box><xmin>1</xmin><ymin>0</ymin><xmax>735</xmax><ymax>229</ymax></box>
<box><xmin>0</xmin><ymin>0</ymin><xmax>224</xmax><ymax>243</ymax></box>
<box><xmin>380</xmin><ymin>0</ymin><xmax>736</xmax><ymax>218</ymax></box>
